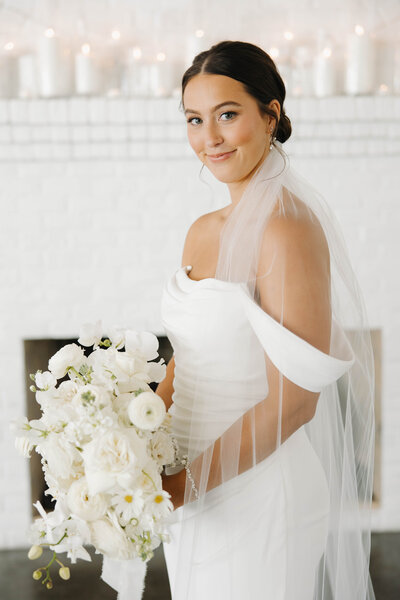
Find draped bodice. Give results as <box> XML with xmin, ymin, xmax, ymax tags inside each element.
<box><xmin>160</xmin><ymin>265</ymin><xmax>355</xmax><ymax>471</ymax></box>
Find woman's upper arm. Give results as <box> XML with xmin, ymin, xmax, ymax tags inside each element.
<box><xmin>256</xmin><ymin>214</ymin><xmax>331</xmax><ymax>353</ymax></box>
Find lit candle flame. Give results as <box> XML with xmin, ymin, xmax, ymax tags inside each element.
<box><xmin>283</xmin><ymin>31</ymin><xmax>294</xmax><ymax>41</ymax></box>
<box><xmin>354</xmin><ymin>25</ymin><xmax>364</xmax><ymax>36</ymax></box>
<box><xmin>111</xmin><ymin>30</ymin><xmax>121</xmax><ymax>41</ymax></box>
<box><xmin>81</xmin><ymin>43</ymin><xmax>91</xmax><ymax>55</ymax></box>
<box><xmin>322</xmin><ymin>47</ymin><xmax>332</xmax><ymax>58</ymax></box>
<box><xmin>45</xmin><ymin>28</ymin><xmax>55</xmax><ymax>38</ymax></box>
<box><xmin>269</xmin><ymin>47</ymin><xmax>280</xmax><ymax>59</ymax></box>
<box><xmin>157</xmin><ymin>52</ymin><xmax>166</xmax><ymax>62</ymax></box>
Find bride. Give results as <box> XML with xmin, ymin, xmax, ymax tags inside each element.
<box><xmin>155</xmin><ymin>40</ymin><xmax>376</xmax><ymax>599</ymax></box>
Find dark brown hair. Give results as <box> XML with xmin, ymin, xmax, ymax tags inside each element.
<box><xmin>180</xmin><ymin>40</ymin><xmax>292</xmax><ymax>144</ymax></box>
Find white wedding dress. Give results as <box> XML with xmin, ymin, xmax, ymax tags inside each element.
<box><xmin>160</xmin><ymin>264</ymin><xmax>355</xmax><ymax>600</ymax></box>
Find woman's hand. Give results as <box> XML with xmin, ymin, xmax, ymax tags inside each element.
<box><xmin>162</xmin><ymin>468</ymin><xmax>186</xmax><ymax>510</ymax></box>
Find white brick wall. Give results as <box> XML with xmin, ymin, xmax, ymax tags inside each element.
<box><xmin>0</xmin><ymin>95</ymin><xmax>399</xmax><ymax>548</ymax></box>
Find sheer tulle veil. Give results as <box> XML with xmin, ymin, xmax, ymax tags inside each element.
<box><xmin>167</xmin><ymin>140</ymin><xmax>376</xmax><ymax>599</ymax></box>
<box><xmin>102</xmin><ymin>140</ymin><xmax>375</xmax><ymax>599</ymax></box>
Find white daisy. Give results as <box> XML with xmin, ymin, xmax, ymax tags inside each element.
<box><xmin>145</xmin><ymin>490</ymin><xmax>174</xmax><ymax>520</ymax></box>
<box><xmin>111</xmin><ymin>489</ymin><xmax>145</xmax><ymax>525</ymax></box>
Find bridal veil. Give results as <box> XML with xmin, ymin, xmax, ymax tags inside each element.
<box><xmin>167</xmin><ymin>140</ymin><xmax>376</xmax><ymax>599</ymax></box>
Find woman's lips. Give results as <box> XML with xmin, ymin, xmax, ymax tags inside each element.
<box><xmin>207</xmin><ymin>150</ymin><xmax>236</xmax><ymax>162</ymax></box>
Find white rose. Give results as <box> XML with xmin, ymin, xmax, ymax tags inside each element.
<box><xmin>35</xmin><ymin>370</ymin><xmax>57</xmax><ymax>390</ymax></box>
<box><xmin>82</xmin><ymin>429</ymin><xmax>147</xmax><ymax>495</ymax></box>
<box><xmin>67</xmin><ymin>477</ymin><xmax>107</xmax><ymax>521</ymax></box>
<box><xmin>78</xmin><ymin>320</ymin><xmax>103</xmax><ymax>348</ymax></box>
<box><xmin>150</xmin><ymin>430</ymin><xmax>175</xmax><ymax>467</ymax></box>
<box><xmin>48</xmin><ymin>344</ymin><xmax>86</xmax><ymax>379</ymax></box>
<box><xmin>128</xmin><ymin>391</ymin><xmax>166</xmax><ymax>431</ymax></box>
<box><xmin>89</xmin><ymin>516</ymin><xmax>133</xmax><ymax>559</ymax></box>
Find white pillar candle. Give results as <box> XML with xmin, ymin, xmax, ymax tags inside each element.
<box><xmin>291</xmin><ymin>45</ymin><xmax>313</xmax><ymax>97</ymax></box>
<box><xmin>17</xmin><ymin>53</ymin><xmax>38</xmax><ymax>98</ymax></box>
<box><xmin>148</xmin><ymin>54</ymin><xmax>179</xmax><ymax>98</ymax></box>
<box><xmin>345</xmin><ymin>25</ymin><xmax>376</xmax><ymax>95</ymax></box>
<box><xmin>185</xmin><ymin>31</ymin><xmax>208</xmax><ymax>68</ymax></box>
<box><xmin>0</xmin><ymin>54</ymin><xmax>12</xmax><ymax>97</ymax></box>
<box><xmin>37</xmin><ymin>28</ymin><xmax>65</xmax><ymax>97</ymax></box>
<box><xmin>314</xmin><ymin>47</ymin><xmax>337</xmax><ymax>97</ymax></box>
<box><xmin>75</xmin><ymin>44</ymin><xmax>102</xmax><ymax>95</ymax></box>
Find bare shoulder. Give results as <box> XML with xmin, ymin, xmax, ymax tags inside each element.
<box><xmin>181</xmin><ymin>210</ymin><xmax>223</xmax><ymax>268</ymax></box>
<box><xmin>259</xmin><ymin>193</ymin><xmax>330</xmax><ymax>270</ymax></box>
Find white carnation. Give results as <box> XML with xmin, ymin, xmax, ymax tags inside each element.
<box><xmin>128</xmin><ymin>391</ymin><xmax>166</xmax><ymax>431</ymax></box>
<box><xmin>67</xmin><ymin>477</ymin><xmax>107</xmax><ymax>521</ymax></box>
<box><xmin>48</xmin><ymin>344</ymin><xmax>86</xmax><ymax>379</ymax></box>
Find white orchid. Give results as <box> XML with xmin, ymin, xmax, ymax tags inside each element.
<box><xmin>78</xmin><ymin>320</ymin><xmax>103</xmax><ymax>348</ymax></box>
<box><xmin>48</xmin><ymin>343</ymin><xmax>86</xmax><ymax>379</ymax></box>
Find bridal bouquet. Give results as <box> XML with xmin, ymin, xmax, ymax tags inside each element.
<box><xmin>11</xmin><ymin>320</ymin><xmax>178</xmax><ymax>590</ymax></box>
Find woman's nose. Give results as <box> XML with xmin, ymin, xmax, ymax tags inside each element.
<box><xmin>204</xmin><ymin>122</ymin><xmax>223</xmax><ymax>148</ymax></box>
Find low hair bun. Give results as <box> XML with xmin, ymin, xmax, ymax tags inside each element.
<box><xmin>276</xmin><ymin>110</ymin><xmax>292</xmax><ymax>144</ymax></box>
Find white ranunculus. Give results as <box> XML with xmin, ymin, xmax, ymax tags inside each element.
<box><xmin>67</xmin><ymin>477</ymin><xmax>107</xmax><ymax>521</ymax></box>
<box><xmin>128</xmin><ymin>391</ymin><xmax>166</xmax><ymax>431</ymax></box>
<box><xmin>89</xmin><ymin>516</ymin><xmax>133</xmax><ymax>559</ymax></box>
<box><xmin>48</xmin><ymin>344</ymin><xmax>86</xmax><ymax>379</ymax></box>
<box><xmin>35</xmin><ymin>370</ymin><xmax>57</xmax><ymax>390</ymax></box>
<box><xmin>125</xmin><ymin>330</ymin><xmax>159</xmax><ymax>361</ymax></box>
<box><xmin>150</xmin><ymin>430</ymin><xmax>175</xmax><ymax>467</ymax></box>
<box><xmin>78</xmin><ymin>320</ymin><xmax>103</xmax><ymax>348</ymax></box>
<box><xmin>82</xmin><ymin>429</ymin><xmax>147</xmax><ymax>495</ymax></box>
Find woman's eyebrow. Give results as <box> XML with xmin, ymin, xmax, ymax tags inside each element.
<box><xmin>184</xmin><ymin>101</ymin><xmax>242</xmax><ymax>116</ymax></box>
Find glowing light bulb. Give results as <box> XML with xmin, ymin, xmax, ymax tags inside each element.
<box><xmin>269</xmin><ymin>47</ymin><xmax>279</xmax><ymax>59</ymax></box>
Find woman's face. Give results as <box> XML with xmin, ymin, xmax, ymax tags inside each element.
<box><xmin>182</xmin><ymin>73</ymin><xmax>280</xmax><ymax>199</ymax></box>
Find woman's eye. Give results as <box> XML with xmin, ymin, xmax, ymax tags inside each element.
<box><xmin>186</xmin><ymin>111</ymin><xmax>237</xmax><ymax>125</ymax></box>
<box><xmin>220</xmin><ymin>111</ymin><xmax>236</xmax><ymax>120</ymax></box>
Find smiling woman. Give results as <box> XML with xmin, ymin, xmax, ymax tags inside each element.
<box><xmin>107</xmin><ymin>40</ymin><xmax>376</xmax><ymax>600</ymax></box>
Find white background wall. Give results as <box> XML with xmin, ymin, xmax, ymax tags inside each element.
<box><xmin>0</xmin><ymin>95</ymin><xmax>399</xmax><ymax>548</ymax></box>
